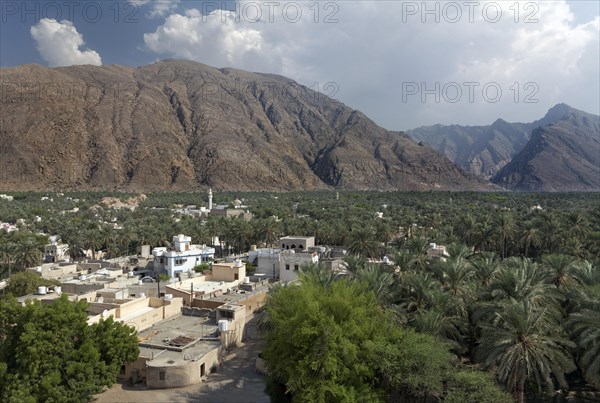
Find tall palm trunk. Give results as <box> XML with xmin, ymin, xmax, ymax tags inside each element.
<box><xmin>516</xmin><ymin>378</ymin><xmax>525</xmax><ymax>403</ymax></box>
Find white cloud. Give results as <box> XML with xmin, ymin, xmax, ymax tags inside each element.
<box><xmin>30</xmin><ymin>18</ymin><xmax>101</xmax><ymax>67</ymax></box>
<box><xmin>129</xmin><ymin>0</ymin><xmax>179</xmax><ymax>18</ymax></box>
<box><xmin>142</xmin><ymin>0</ymin><xmax>599</xmax><ymax>129</ymax></box>
<box><xmin>144</xmin><ymin>8</ymin><xmax>279</xmax><ymax>71</ymax></box>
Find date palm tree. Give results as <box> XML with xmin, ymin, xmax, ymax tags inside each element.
<box><xmin>394</xmin><ymin>271</ymin><xmax>440</xmax><ymax>312</ymax></box>
<box><xmin>475</xmin><ymin>219</ymin><xmax>494</xmax><ymax>252</ymax></box>
<box><xmin>458</xmin><ymin>214</ymin><xmax>478</xmax><ymax>248</ymax></box>
<box><xmin>494</xmin><ymin>213</ymin><xmax>515</xmax><ymax>259</ymax></box>
<box><xmin>411</xmin><ymin>306</ymin><xmax>463</xmax><ymax>351</ymax></box>
<box><xmin>0</xmin><ymin>242</ymin><xmax>18</xmax><ymax>278</ymax></box>
<box><xmin>568</xmin><ymin>299</ymin><xmax>600</xmax><ymax>388</ymax></box>
<box><xmin>538</xmin><ymin>212</ymin><xmax>562</xmax><ymax>254</ymax></box>
<box><xmin>540</xmin><ymin>254</ymin><xmax>582</xmax><ymax>291</ymax></box>
<box><xmin>258</xmin><ymin>218</ymin><xmax>280</xmax><ymax>247</ymax></box>
<box><xmin>299</xmin><ymin>262</ymin><xmax>338</xmax><ymax>288</ymax></box>
<box><xmin>342</xmin><ymin>255</ymin><xmax>367</xmax><ymax>274</ymax></box>
<box><xmin>566</xmin><ymin>212</ymin><xmax>591</xmax><ymax>243</ymax></box>
<box><xmin>347</xmin><ymin>226</ymin><xmax>380</xmax><ymax>258</ymax></box>
<box><xmin>190</xmin><ymin>222</ymin><xmax>210</xmax><ymax>246</ymax></box>
<box><xmin>484</xmin><ymin>258</ymin><xmax>561</xmax><ymax>309</ymax></box>
<box><xmin>519</xmin><ymin>221</ymin><xmax>541</xmax><ymax>258</ymax></box>
<box><xmin>477</xmin><ymin>299</ymin><xmax>576</xmax><ymax>403</ymax></box>
<box><xmin>434</xmin><ymin>257</ymin><xmax>475</xmax><ymax>319</ymax></box>
<box><xmin>353</xmin><ymin>263</ymin><xmax>393</xmax><ymax>303</ymax></box>
<box><xmin>471</xmin><ymin>252</ymin><xmax>500</xmax><ymax>287</ymax></box>
<box><xmin>15</xmin><ymin>238</ymin><xmax>43</xmax><ymax>269</ymax></box>
<box><xmin>85</xmin><ymin>229</ymin><xmax>102</xmax><ymax>260</ymax></box>
<box><xmin>388</xmin><ymin>250</ymin><xmax>413</xmax><ymax>272</ymax></box>
<box><xmin>119</xmin><ymin>229</ymin><xmax>135</xmax><ymax>255</ymax></box>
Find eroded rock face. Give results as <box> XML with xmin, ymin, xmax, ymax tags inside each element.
<box><xmin>0</xmin><ymin>60</ymin><xmax>492</xmax><ymax>191</ymax></box>
<box><xmin>492</xmin><ymin>109</ymin><xmax>600</xmax><ymax>191</ymax></box>
<box><xmin>408</xmin><ymin>103</ymin><xmax>598</xmax><ymax>184</ymax></box>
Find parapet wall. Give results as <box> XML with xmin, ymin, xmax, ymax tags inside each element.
<box><xmin>146</xmin><ymin>346</ymin><xmax>220</xmax><ymax>389</ymax></box>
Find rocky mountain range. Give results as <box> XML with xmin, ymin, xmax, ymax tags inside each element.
<box><xmin>492</xmin><ymin>108</ymin><xmax>600</xmax><ymax>191</ymax></box>
<box><xmin>0</xmin><ymin>60</ymin><xmax>491</xmax><ymax>192</ymax></box>
<box><xmin>407</xmin><ymin>104</ymin><xmax>591</xmax><ymax>179</ymax></box>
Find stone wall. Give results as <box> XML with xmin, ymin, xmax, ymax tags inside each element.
<box><xmin>146</xmin><ymin>347</ymin><xmax>220</xmax><ymax>389</ymax></box>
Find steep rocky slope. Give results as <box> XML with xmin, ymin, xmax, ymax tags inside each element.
<box><xmin>0</xmin><ymin>60</ymin><xmax>491</xmax><ymax>192</ymax></box>
<box><xmin>408</xmin><ymin>104</ymin><xmax>589</xmax><ymax>179</ymax></box>
<box><xmin>492</xmin><ymin>109</ymin><xmax>600</xmax><ymax>191</ymax></box>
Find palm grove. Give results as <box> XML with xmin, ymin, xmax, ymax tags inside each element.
<box><xmin>0</xmin><ymin>191</ymin><xmax>599</xmax><ymax>401</ymax></box>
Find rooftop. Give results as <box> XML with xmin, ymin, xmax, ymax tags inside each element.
<box><xmin>137</xmin><ymin>314</ymin><xmax>221</xmax><ymax>367</ymax></box>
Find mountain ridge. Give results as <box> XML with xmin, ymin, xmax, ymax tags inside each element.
<box><xmin>0</xmin><ymin>60</ymin><xmax>493</xmax><ymax>192</ymax></box>
<box><xmin>491</xmin><ymin>108</ymin><xmax>600</xmax><ymax>191</ymax></box>
<box><xmin>407</xmin><ymin>103</ymin><xmax>598</xmax><ymax>181</ymax></box>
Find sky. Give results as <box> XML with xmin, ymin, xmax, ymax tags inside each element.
<box><xmin>1</xmin><ymin>0</ymin><xmax>598</xmax><ymax>130</ymax></box>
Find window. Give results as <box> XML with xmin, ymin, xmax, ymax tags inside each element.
<box><xmin>294</xmin><ymin>264</ymin><xmax>299</xmax><ymax>271</ymax></box>
<box><xmin>175</xmin><ymin>258</ymin><xmax>186</xmax><ymax>266</ymax></box>
<box><xmin>285</xmin><ymin>264</ymin><xmax>290</xmax><ymax>271</ymax></box>
<box><xmin>201</xmin><ymin>363</ymin><xmax>206</xmax><ymax>377</ymax></box>
<box><xmin>159</xmin><ymin>371</ymin><xmax>165</xmax><ymax>381</ymax></box>
<box><xmin>220</xmin><ymin>310</ymin><xmax>234</xmax><ymax>319</ymax></box>
<box><xmin>299</xmin><ymin>244</ymin><xmax>303</xmax><ymax>249</ymax></box>
<box><xmin>234</xmin><ymin>273</ymin><xmax>239</xmax><ymax>280</ymax></box>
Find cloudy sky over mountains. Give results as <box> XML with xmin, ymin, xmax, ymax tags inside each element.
<box><xmin>1</xmin><ymin>0</ymin><xmax>598</xmax><ymax>129</ymax></box>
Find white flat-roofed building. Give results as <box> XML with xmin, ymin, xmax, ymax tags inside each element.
<box><xmin>279</xmin><ymin>236</ymin><xmax>315</xmax><ymax>251</ymax></box>
<box><xmin>280</xmin><ymin>250</ymin><xmax>319</xmax><ymax>283</ymax></box>
<box><xmin>249</xmin><ymin>248</ymin><xmax>282</xmax><ymax>278</ymax></box>
<box><xmin>153</xmin><ymin>235</ymin><xmax>216</xmax><ymax>279</ymax></box>
<box><xmin>427</xmin><ymin>243</ymin><xmax>450</xmax><ymax>261</ymax></box>
<box><xmin>44</xmin><ymin>242</ymin><xmax>69</xmax><ymax>263</ymax></box>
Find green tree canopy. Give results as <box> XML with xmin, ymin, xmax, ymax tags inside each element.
<box><xmin>262</xmin><ymin>279</ymin><xmax>508</xmax><ymax>402</ymax></box>
<box><xmin>4</xmin><ymin>271</ymin><xmax>59</xmax><ymax>297</ymax></box>
<box><xmin>0</xmin><ymin>295</ymin><xmax>139</xmax><ymax>402</ymax></box>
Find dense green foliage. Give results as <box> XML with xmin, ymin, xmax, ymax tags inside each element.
<box><xmin>1</xmin><ymin>190</ymin><xmax>598</xmax><ymax>400</ymax></box>
<box><xmin>0</xmin><ymin>295</ymin><xmax>139</xmax><ymax>402</ymax></box>
<box><xmin>261</xmin><ymin>277</ymin><xmax>509</xmax><ymax>402</ymax></box>
<box><xmin>4</xmin><ymin>271</ymin><xmax>59</xmax><ymax>297</ymax></box>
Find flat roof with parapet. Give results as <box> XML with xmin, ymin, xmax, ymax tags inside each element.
<box><xmin>205</xmin><ymin>283</ymin><xmax>270</xmax><ymax>304</ymax></box>
<box><xmin>168</xmin><ymin>279</ymin><xmax>238</xmax><ymax>294</ymax></box>
<box><xmin>137</xmin><ymin>314</ymin><xmax>220</xmax><ymax>367</ymax></box>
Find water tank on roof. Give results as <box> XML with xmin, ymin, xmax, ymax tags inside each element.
<box><xmin>218</xmin><ymin>319</ymin><xmax>229</xmax><ymax>332</ymax></box>
<box><xmin>97</xmin><ymin>296</ymin><xmax>104</xmax><ymax>303</ymax></box>
<box><xmin>38</xmin><ymin>286</ymin><xmax>47</xmax><ymax>295</ymax></box>
<box><xmin>244</xmin><ymin>277</ymin><xmax>250</xmax><ymax>284</ymax></box>
<box><xmin>36</xmin><ymin>267</ymin><xmax>42</xmax><ymax>272</ymax></box>
<box><xmin>383</xmin><ymin>256</ymin><xmax>390</xmax><ymax>264</ymax></box>
<box><xmin>79</xmin><ymin>274</ymin><xmax>87</xmax><ymax>281</ymax></box>
<box><xmin>164</xmin><ymin>294</ymin><xmax>173</xmax><ymax>301</ymax></box>
<box><xmin>250</xmin><ymin>245</ymin><xmax>257</xmax><ymax>251</ymax></box>
<box><xmin>235</xmin><ymin>259</ymin><xmax>242</xmax><ymax>267</ymax></box>
<box><xmin>139</xmin><ymin>292</ymin><xmax>146</xmax><ymax>298</ymax></box>
<box><xmin>429</xmin><ymin>243</ymin><xmax>436</xmax><ymax>249</ymax></box>
<box><xmin>54</xmin><ymin>286</ymin><xmax>61</xmax><ymax>294</ymax></box>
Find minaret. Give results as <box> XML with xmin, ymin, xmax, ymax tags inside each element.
<box><xmin>208</xmin><ymin>188</ymin><xmax>213</xmax><ymax>211</ymax></box>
